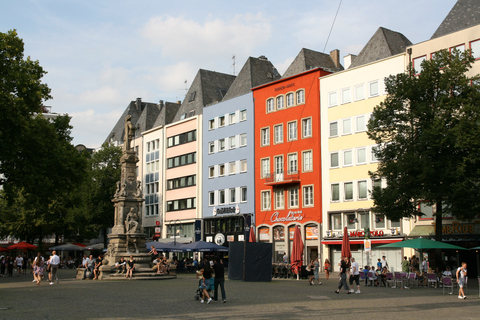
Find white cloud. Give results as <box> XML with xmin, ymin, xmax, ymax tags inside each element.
<box><xmin>141</xmin><ymin>14</ymin><xmax>271</xmax><ymax>61</ymax></box>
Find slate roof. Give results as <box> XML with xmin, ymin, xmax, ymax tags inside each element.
<box><xmin>104</xmin><ymin>99</ymin><xmax>180</xmax><ymax>146</ymax></box>
<box><xmin>282</xmin><ymin>48</ymin><xmax>343</xmax><ymax>78</ymax></box>
<box><xmin>171</xmin><ymin>69</ymin><xmax>236</xmax><ymax>122</ymax></box>
<box><xmin>222</xmin><ymin>56</ymin><xmax>281</xmax><ymax>101</ymax></box>
<box><xmin>349</xmin><ymin>27</ymin><xmax>412</xmax><ymax>69</ymax></box>
<box><xmin>431</xmin><ymin>0</ymin><xmax>480</xmax><ymax>39</ymax></box>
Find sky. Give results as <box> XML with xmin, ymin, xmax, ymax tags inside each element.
<box><xmin>1</xmin><ymin>0</ymin><xmax>457</xmax><ymax>148</ymax></box>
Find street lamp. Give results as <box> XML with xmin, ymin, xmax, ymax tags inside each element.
<box><xmin>167</xmin><ymin>220</ymin><xmax>182</xmax><ymax>246</ymax></box>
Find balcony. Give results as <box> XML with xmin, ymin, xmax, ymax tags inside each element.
<box><xmin>264</xmin><ymin>171</ymin><xmax>301</xmax><ymax>186</ymax></box>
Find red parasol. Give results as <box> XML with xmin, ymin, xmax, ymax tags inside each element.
<box><xmin>0</xmin><ymin>247</ymin><xmax>8</xmax><ymax>252</ymax></box>
<box><xmin>249</xmin><ymin>226</ymin><xmax>256</xmax><ymax>243</ymax></box>
<box><xmin>341</xmin><ymin>226</ymin><xmax>352</xmax><ymax>260</ymax></box>
<box><xmin>7</xmin><ymin>241</ymin><xmax>38</xmax><ymax>250</ymax></box>
<box><xmin>290</xmin><ymin>225</ymin><xmax>304</xmax><ymax>276</ymax></box>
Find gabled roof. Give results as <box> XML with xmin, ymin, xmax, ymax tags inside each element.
<box><xmin>349</xmin><ymin>27</ymin><xmax>412</xmax><ymax>69</ymax></box>
<box><xmin>171</xmin><ymin>69</ymin><xmax>236</xmax><ymax>122</ymax></box>
<box><xmin>151</xmin><ymin>101</ymin><xmax>181</xmax><ymax>128</ymax></box>
<box><xmin>431</xmin><ymin>0</ymin><xmax>480</xmax><ymax>39</ymax></box>
<box><xmin>222</xmin><ymin>56</ymin><xmax>281</xmax><ymax>101</ymax></box>
<box><xmin>282</xmin><ymin>48</ymin><xmax>343</xmax><ymax>78</ymax></box>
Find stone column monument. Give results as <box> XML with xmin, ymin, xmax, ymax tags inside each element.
<box><xmin>103</xmin><ymin>115</ymin><xmax>150</xmax><ymax>268</ymax></box>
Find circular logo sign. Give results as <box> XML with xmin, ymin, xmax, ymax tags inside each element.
<box><xmin>214</xmin><ymin>233</ymin><xmax>225</xmax><ymax>246</ymax></box>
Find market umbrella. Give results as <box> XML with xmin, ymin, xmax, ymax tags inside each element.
<box><xmin>7</xmin><ymin>241</ymin><xmax>37</xmax><ymax>250</ymax></box>
<box><xmin>49</xmin><ymin>243</ymin><xmax>85</xmax><ymax>251</ymax></box>
<box><xmin>469</xmin><ymin>246</ymin><xmax>480</xmax><ymax>250</ymax></box>
<box><xmin>249</xmin><ymin>227</ymin><xmax>256</xmax><ymax>243</ymax></box>
<box><xmin>0</xmin><ymin>247</ymin><xmax>8</xmax><ymax>252</ymax></box>
<box><xmin>290</xmin><ymin>225</ymin><xmax>303</xmax><ymax>279</ymax></box>
<box><xmin>85</xmin><ymin>243</ymin><xmax>105</xmax><ymax>251</ymax></box>
<box><xmin>377</xmin><ymin>238</ymin><xmax>467</xmax><ymax>273</ymax></box>
<box><xmin>341</xmin><ymin>226</ymin><xmax>352</xmax><ymax>261</ymax></box>
<box><xmin>145</xmin><ymin>241</ymin><xmax>185</xmax><ymax>253</ymax></box>
<box><xmin>181</xmin><ymin>241</ymin><xmax>228</xmax><ymax>252</ymax></box>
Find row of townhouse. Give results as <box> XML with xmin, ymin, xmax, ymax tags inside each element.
<box><xmin>104</xmin><ymin>0</ymin><xmax>480</xmax><ymax>271</ymax></box>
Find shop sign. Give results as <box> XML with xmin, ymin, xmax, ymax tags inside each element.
<box><xmin>227</xmin><ymin>235</ymin><xmax>234</xmax><ymax>242</ymax></box>
<box><xmin>238</xmin><ymin>234</ymin><xmax>245</xmax><ymax>242</ymax></box>
<box><xmin>155</xmin><ymin>227</ymin><xmax>161</xmax><ymax>233</ymax></box>
<box><xmin>435</xmin><ymin>221</ymin><xmax>480</xmax><ymax>235</ymax></box>
<box><xmin>364</xmin><ymin>239</ymin><xmax>371</xmax><ymax>252</ymax></box>
<box><xmin>214</xmin><ymin>233</ymin><xmax>225</xmax><ymax>245</ymax></box>
<box><xmin>306</xmin><ymin>226</ymin><xmax>318</xmax><ymax>240</ymax></box>
<box><xmin>275</xmin><ymin>242</ymin><xmax>285</xmax><ymax>252</ymax></box>
<box><xmin>213</xmin><ymin>206</ymin><xmax>237</xmax><ymax>216</ymax></box>
<box><xmin>349</xmin><ymin>230</ymin><xmax>384</xmax><ymax>237</ymax></box>
<box><xmin>259</xmin><ymin>228</ymin><xmax>270</xmax><ymax>241</ymax></box>
<box><xmin>271</xmin><ymin>210</ymin><xmax>304</xmax><ymax>223</ymax></box>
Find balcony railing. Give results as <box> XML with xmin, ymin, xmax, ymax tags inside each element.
<box><xmin>264</xmin><ymin>171</ymin><xmax>301</xmax><ymax>186</ymax></box>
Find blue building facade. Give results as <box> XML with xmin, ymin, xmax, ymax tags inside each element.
<box><xmin>202</xmin><ymin>93</ymin><xmax>255</xmax><ymax>246</ymax></box>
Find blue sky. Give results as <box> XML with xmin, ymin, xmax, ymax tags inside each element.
<box><xmin>1</xmin><ymin>0</ymin><xmax>456</xmax><ymax>148</ymax></box>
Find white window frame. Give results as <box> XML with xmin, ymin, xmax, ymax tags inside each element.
<box><xmin>342</xmin><ymin>118</ymin><xmax>352</xmax><ymax>135</ymax></box>
<box><xmin>240</xmin><ymin>133</ymin><xmax>247</xmax><ymax>147</ymax></box>
<box><xmin>358</xmin><ymin>180</ymin><xmax>368</xmax><ymax>200</ymax></box>
<box><xmin>261</xmin><ymin>158</ymin><xmax>270</xmax><ymax>178</ymax></box>
<box><xmin>240</xmin><ymin>109</ymin><xmax>247</xmax><ymax>121</ymax></box>
<box><xmin>371</xmin><ymin>145</ymin><xmax>380</xmax><ymax>163</ymax></box>
<box><xmin>287</xmin><ymin>153</ymin><xmax>298</xmax><ymax>174</ymax></box>
<box><xmin>302</xmin><ymin>117</ymin><xmax>312</xmax><ymax>138</ymax></box>
<box><xmin>329</xmin><ymin>121</ymin><xmax>338</xmax><ymax>137</ymax></box>
<box><xmin>296</xmin><ymin>89</ymin><xmax>305</xmax><ymax>105</ymax></box>
<box><xmin>286</xmin><ymin>92</ymin><xmax>294</xmax><ymax>107</ymax></box>
<box><xmin>230</xmin><ymin>188</ymin><xmax>236</xmax><ymax>204</ymax></box>
<box><xmin>344</xmin><ymin>182</ymin><xmax>353</xmax><ymax>201</ymax></box>
<box><xmin>209</xmin><ymin>191</ymin><xmax>215</xmax><ymax>206</ymax></box>
<box><xmin>331</xmin><ymin>183</ymin><xmax>340</xmax><ymax>202</ymax></box>
<box><xmin>266</xmin><ymin>98</ymin><xmax>275</xmax><ymax>113</ymax></box>
<box><xmin>219</xmin><ymin>116</ymin><xmax>225</xmax><ymax>127</ymax></box>
<box><xmin>302</xmin><ymin>150</ymin><xmax>313</xmax><ymax>172</ymax></box>
<box><xmin>274</xmin><ymin>124</ymin><xmax>283</xmax><ymax>144</ymax></box>
<box><xmin>343</xmin><ymin>149</ymin><xmax>353</xmax><ymax>167</ymax></box>
<box><xmin>470</xmin><ymin>39</ymin><xmax>480</xmax><ymax>60</ymax></box>
<box><xmin>274</xmin><ymin>189</ymin><xmax>285</xmax><ymax>209</ymax></box>
<box><xmin>369</xmin><ymin>80</ymin><xmax>379</xmax><ymax>97</ymax></box>
<box><xmin>330</xmin><ymin>152</ymin><xmax>339</xmax><ymax>168</ymax></box>
<box><xmin>241</xmin><ymin>186</ymin><xmax>247</xmax><ymax>202</ymax></box>
<box><xmin>354</xmin><ymin>84</ymin><xmax>364</xmax><ymax>101</ymax></box>
<box><xmin>240</xmin><ymin>159</ymin><xmax>247</xmax><ymax>173</ymax></box>
<box><xmin>303</xmin><ymin>185</ymin><xmax>314</xmax><ymax>207</ymax></box>
<box><xmin>288</xmin><ymin>187</ymin><xmax>299</xmax><ymax>208</ymax></box>
<box><xmin>208</xmin><ymin>141</ymin><xmax>215</xmax><ymax>154</ymax></box>
<box><xmin>219</xmin><ymin>189</ymin><xmax>225</xmax><ymax>205</ymax></box>
<box><xmin>208</xmin><ymin>119</ymin><xmax>215</xmax><ymax>130</ymax></box>
<box><xmin>209</xmin><ymin>166</ymin><xmax>215</xmax><ymax>178</ymax></box>
<box><xmin>341</xmin><ymin>87</ymin><xmax>351</xmax><ymax>104</ymax></box>
<box><xmin>229</xmin><ymin>112</ymin><xmax>236</xmax><ymax>125</ymax></box>
<box><xmin>219</xmin><ymin>164</ymin><xmax>225</xmax><ymax>177</ymax></box>
<box><xmin>218</xmin><ymin>138</ymin><xmax>225</xmax><ymax>152</ymax></box>
<box><xmin>356</xmin><ymin>147</ymin><xmax>367</xmax><ymax>165</ymax></box>
<box><xmin>229</xmin><ymin>161</ymin><xmax>236</xmax><ymax>175</ymax></box>
<box><xmin>276</xmin><ymin>95</ymin><xmax>285</xmax><ymax>110</ymax></box>
<box><xmin>261</xmin><ymin>190</ymin><xmax>271</xmax><ymax>210</ymax></box>
<box><xmin>355</xmin><ymin>115</ymin><xmax>366</xmax><ymax>132</ymax></box>
<box><xmin>229</xmin><ymin>136</ymin><xmax>236</xmax><ymax>149</ymax></box>
<box><xmin>328</xmin><ymin>91</ymin><xmax>338</xmax><ymax>107</ymax></box>
<box><xmin>261</xmin><ymin>127</ymin><xmax>270</xmax><ymax>146</ymax></box>
<box><xmin>287</xmin><ymin>121</ymin><xmax>297</xmax><ymax>141</ymax></box>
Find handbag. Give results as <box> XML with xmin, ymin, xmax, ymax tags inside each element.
<box><xmin>306</xmin><ymin>266</ymin><xmax>312</xmax><ymax>272</ymax></box>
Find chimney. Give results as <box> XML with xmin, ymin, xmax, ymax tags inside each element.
<box><xmin>136</xmin><ymin>98</ymin><xmax>142</xmax><ymax>110</ymax></box>
<box><xmin>329</xmin><ymin>49</ymin><xmax>341</xmax><ymax>69</ymax></box>
<box><xmin>159</xmin><ymin>100</ymin><xmax>164</xmax><ymax>109</ymax></box>
<box><xmin>343</xmin><ymin>54</ymin><xmax>357</xmax><ymax>69</ymax></box>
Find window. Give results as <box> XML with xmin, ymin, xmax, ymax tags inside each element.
<box><xmin>219</xmin><ymin>116</ymin><xmax>225</xmax><ymax>127</ymax></box>
<box><xmin>229</xmin><ymin>161</ymin><xmax>236</xmax><ymax>175</ymax></box>
<box><xmin>288</xmin><ymin>153</ymin><xmax>298</xmax><ymax>174</ymax></box>
<box><xmin>275</xmin><ymin>189</ymin><xmax>284</xmax><ymax>209</ymax></box>
<box><xmin>208</xmin><ymin>141</ymin><xmax>215</xmax><ymax>154</ymax></box>
<box><xmin>375</xmin><ymin>214</ymin><xmax>385</xmax><ymax>228</ymax></box>
<box><xmin>274</xmin><ymin>124</ymin><xmax>283</xmax><ymax>144</ymax></box>
<box><xmin>240</xmin><ymin>159</ymin><xmax>247</xmax><ymax>172</ymax></box>
<box><xmin>167</xmin><ymin>175</ymin><xmax>196</xmax><ymax>190</ymax></box>
<box><xmin>302</xmin><ymin>150</ymin><xmax>313</xmax><ymax>172</ymax></box>
<box><xmin>209</xmin><ymin>191</ymin><xmax>215</xmax><ymax>206</ymax></box>
<box><xmin>359</xmin><ymin>211</ymin><xmax>370</xmax><ymax>229</ymax></box>
<box><xmin>342</xmin><ymin>118</ymin><xmax>352</xmax><ymax>135</ymax></box>
<box><xmin>470</xmin><ymin>39</ymin><xmax>480</xmax><ymax>59</ymax></box>
<box><xmin>287</xmin><ymin>121</ymin><xmax>297</xmax><ymax>141</ymax></box>
<box><xmin>413</xmin><ymin>56</ymin><xmax>426</xmax><ymax>74</ymax></box>
<box><xmin>241</xmin><ymin>187</ymin><xmax>247</xmax><ymax>202</ymax></box>
<box><xmin>450</xmin><ymin>43</ymin><xmax>465</xmax><ymax>53</ymax></box>
<box><xmin>267</xmin><ymin>98</ymin><xmax>275</xmax><ymax>112</ymax></box>
<box><xmin>286</xmin><ymin>93</ymin><xmax>294</xmax><ymax>107</ymax></box>
<box><xmin>209</xmin><ymin>119</ymin><xmax>215</xmax><ymax>130</ymax></box>
<box><xmin>356</xmin><ymin>115</ymin><xmax>366</xmax><ymax>132</ymax></box>
<box><xmin>261</xmin><ymin>190</ymin><xmax>271</xmax><ymax>210</ymax></box>
<box><xmin>302</xmin><ymin>118</ymin><xmax>312</xmax><ymax>138</ymax></box>
<box><xmin>343</xmin><ymin>150</ymin><xmax>352</xmax><ymax>166</ymax></box>
<box><xmin>330</xmin><ymin>152</ymin><xmax>339</xmax><ymax>168</ymax></box>
<box><xmin>229</xmin><ymin>136</ymin><xmax>236</xmax><ymax>149</ymax></box>
<box><xmin>166</xmin><ymin>152</ymin><xmax>196</xmax><ymax>169</ymax></box>
<box><xmin>274</xmin><ymin>155</ymin><xmax>284</xmax><ymax>176</ymax></box>
<box><xmin>230</xmin><ymin>188</ymin><xmax>236</xmax><ymax>203</ymax></box>
<box><xmin>167</xmin><ymin>130</ymin><xmax>197</xmax><ymax>148</ymax></box>
<box><xmin>166</xmin><ymin>197</ymin><xmax>196</xmax><ymax>212</ymax></box>
<box><xmin>358</xmin><ymin>180</ymin><xmax>367</xmax><ymax>199</ymax></box>
<box><xmin>341</xmin><ymin>88</ymin><xmax>351</xmax><ymax>104</ymax></box>
<box><xmin>303</xmin><ymin>185</ymin><xmax>313</xmax><ymax>207</ymax></box>
<box><xmin>355</xmin><ymin>84</ymin><xmax>364</xmax><ymax>100</ymax></box>
<box><xmin>240</xmin><ymin>133</ymin><xmax>247</xmax><ymax>147</ymax></box>
<box><xmin>369</xmin><ymin>81</ymin><xmax>379</xmax><ymax>97</ymax></box>
<box><xmin>356</xmin><ymin>147</ymin><xmax>366</xmax><ymax>164</ymax></box>
<box><xmin>331</xmin><ymin>184</ymin><xmax>340</xmax><ymax>201</ymax></box>
<box><xmin>371</xmin><ymin>145</ymin><xmax>380</xmax><ymax>162</ymax></box>
<box><xmin>296</xmin><ymin>89</ymin><xmax>305</xmax><ymax>104</ymax></box>
<box><xmin>261</xmin><ymin>127</ymin><xmax>270</xmax><ymax>146</ymax></box>
<box><xmin>261</xmin><ymin>158</ymin><xmax>270</xmax><ymax>178</ymax></box>
<box><xmin>209</xmin><ymin>166</ymin><xmax>215</xmax><ymax>178</ymax></box>
<box><xmin>344</xmin><ymin>182</ymin><xmax>353</xmax><ymax>200</ymax></box>
<box><xmin>229</xmin><ymin>112</ymin><xmax>236</xmax><ymax>125</ymax></box>
<box><xmin>332</xmin><ymin>213</ymin><xmax>342</xmax><ymax>230</ymax></box>
<box><xmin>219</xmin><ymin>190</ymin><xmax>225</xmax><ymax>205</ymax></box>
<box><xmin>373</xmin><ymin>178</ymin><xmax>382</xmax><ymax>190</ymax></box>
<box><xmin>240</xmin><ymin>109</ymin><xmax>247</xmax><ymax>121</ymax></box>
<box><xmin>219</xmin><ymin>164</ymin><xmax>225</xmax><ymax>176</ymax></box>
<box><xmin>276</xmin><ymin>95</ymin><xmax>284</xmax><ymax>110</ymax></box>
<box><xmin>289</xmin><ymin>187</ymin><xmax>299</xmax><ymax>208</ymax></box>
<box><xmin>328</xmin><ymin>91</ymin><xmax>337</xmax><ymax>107</ymax></box>
<box><xmin>219</xmin><ymin>139</ymin><xmax>225</xmax><ymax>152</ymax></box>
<box><xmin>329</xmin><ymin>121</ymin><xmax>338</xmax><ymax>137</ymax></box>
<box><xmin>391</xmin><ymin>219</ymin><xmax>401</xmax><ymax>228</ymax></box>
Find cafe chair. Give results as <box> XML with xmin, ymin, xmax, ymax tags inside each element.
<box><xmin>407</xmin><ymin>273</ymin><xmax>418</xmax><ymax>287</ymax></box>
<box><xmin>443</xmin><ymin>277</ymin><xmax>453</xmax><ymax>295</ymax></box>
<box><xmin>427</xmin><ymin>273</ymin><xmax>437</xmax><ymax>288</ymax></box>
<box><xmin>386</xmin><ymin>272</ymin><xmax>395</xmax><ymax>288</ymax></box>
<box><xmin>394</xmin><ymin>272</ymin><xmax>404</xmax><ymax>288</ymax></box>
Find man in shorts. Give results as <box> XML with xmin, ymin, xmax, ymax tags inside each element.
<box><xmin>349</xmin><ymin>257</ymin><xmax>361</xmax><ymax>294</ymax></box>
<box><xmin>456</xmin><ymin>262</ymin><xmax>467</xmax><ymax>299</ymax></box>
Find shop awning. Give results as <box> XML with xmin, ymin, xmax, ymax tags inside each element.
<box><xmin>408</xmin><ymin>225</ymin><xmax>434</xmax><ymax>237</ymax></box>
<box><xmin>321</xmin><ymin>238</ymin><xmax>403</xmax><ymax>245</ymax></box>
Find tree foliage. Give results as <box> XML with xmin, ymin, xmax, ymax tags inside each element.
<box><xmin>368</xmin><ymin>49</ymin><xmax>480</xmax><ymax>238</ymax></box>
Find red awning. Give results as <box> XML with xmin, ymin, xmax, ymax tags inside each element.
<box><xmin>321</xmin><ymin>238</ymin><xmax>403</xmax><ymax>245</ymax></box>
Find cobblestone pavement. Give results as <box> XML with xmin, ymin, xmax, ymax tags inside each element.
<box><xmin>0</xmin><ymin>270</ymin><xmax>478</xmax><ymax>320</ymax></box>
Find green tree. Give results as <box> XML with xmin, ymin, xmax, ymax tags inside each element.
<box><xmin>368</xmin><ymin>49</ymin><xmax>480</xmax><ymax>245</ymax></box>
<box><xmin>0</xmin><ymin>30</ymin><xmax>51</xmax><ymax>187</ymax></box>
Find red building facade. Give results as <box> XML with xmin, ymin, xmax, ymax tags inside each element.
<box><xmin>253</xmin><ymin>68</ymin><xmax>330</xmax><ymax>263</ymax></box>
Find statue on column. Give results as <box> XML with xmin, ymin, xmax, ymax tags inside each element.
<box><xmin>124</xmin><ymin>115</ymin><xmax>135</xmax><ymax>152</ymax></box>
<box><xmin>125</xmin><ymin>207</ymin><xmax>139</xmax><ymax>234</ymax></box>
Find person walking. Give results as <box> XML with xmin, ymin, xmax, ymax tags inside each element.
<box><xmin>307</xmin><ymin>260</ymin><xmax>315</xmax><ymax>285</ymax></box>
<box><xmin>15</xmin><ymin>254</ymin><xmax>23</xmax><ymax>276</ymax></box>
<box><xmin>456</xmin><ymin>262</ymin><xmax>467</xmax><ymax>299</ymax></box>
<box><xmin>213</xmin><ymin>258</ymin><xmax>226</xmax><ymax>303</ymax></box>
<box><xmin>324</xmin><ymin>259</ymin><xmax>331</xmax><ymax>280</ymax></box>
<box><xmin>313</xmin><ymin>258</ymin><xmax>322</xmax><ymax>285</ymax></box>
<box><xmin>401</xmin><ymin>256</ymin><xmax>410</xmax><ymax>273</ymax></box>
<box><xmin>349</xmin><ymin>257</ymin><xmax>361</xmax><ymax>294</ymax></box>
<box><xmin>335</xmin><ymin>257</ymin><xmax>351</xmax><ymax>294</ymax></box>
<box><xmin>49</xmin><ymin>251</ymin><xmax>60</xmax><ymax>285</ymax></box>
<box><xmin>200</xmin><ymin>263</ymin><xmax>213</xmax><ymax>304</ymax></box>
<box><xmin>33</xmin><ymin>253</ymin><xmax>45</xmax><ymax>285</ymax></box>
